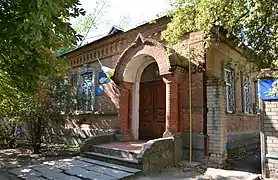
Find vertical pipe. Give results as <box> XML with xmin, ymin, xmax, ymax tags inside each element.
<box><xmin>165</xmin><ymin>82</ymin><xmax>171</xmax><ymax>133</ymax></box>
<box><xmin>203</xmin><ymin>49</ymin><xmax>208</xmax><ymax>158</ymax></box>
<box><xmin>189</xmin><ymin>60</ymin><xmax>192</xmax><ymax>161</ymax></box>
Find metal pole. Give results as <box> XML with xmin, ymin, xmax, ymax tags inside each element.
<box><xmin>189</xmin><ymin>60</ymin><xmax>192</xmax><ymax>161</ymax></box>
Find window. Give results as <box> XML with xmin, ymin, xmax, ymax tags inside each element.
<box><xmin>224</xmin><ymin>68</ymin><xmax>235</xmax><ymax>113</ymax></box>
<box><xmin>76</xmin><ymin>66</ymin><xmax>96</xmax><ymax>112</ymax></box>
<box><xmin>242</xmin><ymin>75</ymin><xmax>252</xmax><ymax>114</ymax></box>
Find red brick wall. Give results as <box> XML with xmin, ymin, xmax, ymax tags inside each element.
<box><xmin>181</xmin><ymin>65</ymin><xmax>205</xmax><ymax>133</ymax></box>
<box><xmin>118</xmin><ymin>82</ymin><xmax>134</xmax><ymax>138</ymax></box>
<box><xmin>119</xmin><ymin>87</ymin><xmax>129</xmax><ymax>132</ymax></box>
<box><xmin>227</xmin><ymin>115</ymin><xmax>259</xmax><ymax>132</ymax></box>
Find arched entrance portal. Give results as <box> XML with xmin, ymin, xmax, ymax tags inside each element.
<box><xmin>139</xmin><ymin>62</ymin><xmax>166</xmax><ymax>140</ymax></box>
<box><xmin>114</xmin><ymin>34</ymin><xmax>186</xmax><ymax>141</ymax></box>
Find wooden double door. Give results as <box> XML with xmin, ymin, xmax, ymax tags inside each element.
<box><xmin>139</xmin><ymin>80</ymin><xmax>166</xmax><ymax>140</ymax></box>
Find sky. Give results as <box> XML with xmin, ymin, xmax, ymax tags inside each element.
<box><xmin>71</xmin><ymin>0</ymin><xmax>172</xmax><ymax>44</ymax></box>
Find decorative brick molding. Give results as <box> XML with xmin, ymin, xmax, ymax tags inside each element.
<box><xmin>66</xmin><ymin>17</ymin><xmax>170</xmax><ymax>68</ymax></box>
<box><xmin>69</xmin><ymin>41</ymin><xmax>120</xmax><ymax>68</ymax></box>
<box><xmin>113</xmin><ymin>33</ymin><xmax>172</xmax><ymax>83</ymax></box>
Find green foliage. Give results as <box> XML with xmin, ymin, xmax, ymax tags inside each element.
<box><xmin>162</xmin><ymin>0</ymin><xmax>278</xmax><ymax>68</ymax></box>
<box><xmin>73</xmin><ymin>0</ymin><xmax>110</xmax><ymax>47</ymax></box>
<box><xmin>0</xmin><ymin>73</ymin><xmax>75</xmax><ymax>153</ymax></box>
<box><xmin>56</xmin><ymin>0</ymin><xmax>110</xmax><ymax>55</ymax></box>
<box><xmin>0</xmin><ymin>118</ymin><xmax>17</xmax><ymax>147</ymax></box>
<box><xmin>0</xmin><ymin>55</ymin><xmax>76</xmax><ymax>152</ymax></box>
<box><xmin>0</xmin><ymin>0</ymin><xmax>84</xmax><ymax>94</ymax></box>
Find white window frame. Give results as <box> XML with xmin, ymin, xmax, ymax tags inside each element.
<box><xmin>76</xmin><ymin>65</ymin><xmax>96</xmax><ymax>114</ymax></box>
<box><xmin>224</xmin><ymin>68</ymin><xmax>235</xmax><ymax>113</ymax></box>
<box><xmin>242</xmin><ymin>75</ymin><xmax>252</xmax><ymax>114</ymax></box>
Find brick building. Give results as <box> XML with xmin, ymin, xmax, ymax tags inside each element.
<box><xmin>63</xmin><ymin>16</ymin><xmax>260</xmax><ymax>167</ymax></box>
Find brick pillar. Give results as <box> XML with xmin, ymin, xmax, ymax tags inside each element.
<box><xmin>118</xmin><ymin>82</ymin><xmax>134</xmax><ymax>141</ymax></box>
<box><xmin>207</xmin><ymin>82</ymin><xmax>227</xmax><ymax>167</ymax></box>
<box><xmin>119</xmin><ymin>88</ymin><xmax>129</xmax><ymax>133</ymax></box>
<box><xmin>262</xmin><ymin>101</ymin><xmax>278</xmax><ymax>178</ymax></box>
<box><xmin>163</xmin><ymin>75</ymin><xmax>179</xmax><ymax>137</ymax></box>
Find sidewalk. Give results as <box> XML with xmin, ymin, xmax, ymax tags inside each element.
<box><xmin>134</xmin><ymin>151</ymin><xmax>262</xmax><ymax>180</ymax></box>
<box><xmin>134</xmin><ymin>163</ymin><xmax>261</xmax><ymax>180</ymax></box>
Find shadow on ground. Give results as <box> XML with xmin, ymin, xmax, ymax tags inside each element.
<box><xmin>226</xmin><ymin>150</ymin><xmax>261</xmax><ymax>174</ymax></box>
<box><xmin>0</xmin><ymin>147</ymin><xmax>79</xmax><ymax>169</ymax></box>
<box><xmin>0</xmin><ymin>147</ymin><xmax>79</xmax><ymax>180</ymax></box>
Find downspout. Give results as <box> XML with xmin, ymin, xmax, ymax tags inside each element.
<box><xmin>203</xmin><ymin>46</ymin><xmax>208</xmax><ymax>159</ymax></box>
<box><xmin>189</xmin><ymin>58</ymin><xmax>192</xmax><ymax>161</ymax></box>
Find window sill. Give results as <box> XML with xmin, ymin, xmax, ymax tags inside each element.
<box><xmin>72</xmin><ymin>111</ymin><xmax>118</xmax><ymax>116</ymax></box>
<box><xmin>226</xmin><ymin>111</ymin><xmax>234</xmax><ymax>114</ymax></box>
<box><xmin>225</xmin><ymin>112</ymin><xmax>259</xmax><ymax>117</ymax></box>
<box><xmin>74</xmin><ymin>111</ymin><xmax>93</xmax><ymax>115</ymax></box>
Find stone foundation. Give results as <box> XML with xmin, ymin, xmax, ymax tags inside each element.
<box><xmin>183</xmin><ymin>133</ymin><xmax>206</xmax><ymax>163</ymax></box>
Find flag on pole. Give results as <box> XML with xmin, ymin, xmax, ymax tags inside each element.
<box><xmin>97</xmin><ymin>59</ymin><xmax>115</xmax><ymax>79</ymax></box>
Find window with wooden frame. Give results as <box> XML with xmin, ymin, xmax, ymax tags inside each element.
<box><xmin>242</xmin><ymin>75</ymin><xmax>252</xmax><ymax>114</ymax></box>
<box><xmin>76</xmin><ymin>65</ymin><xmax>96</xmax><ymax>113</ymax></box>
<box><xmin>224</xmin><ymin>68</ymin><xmax>235</xmax><ymax>113</ymax></box>
<box><xmin>254</xmin><ymin>80</ymin><xmax>259</xmax><ymax>114</ymax></box>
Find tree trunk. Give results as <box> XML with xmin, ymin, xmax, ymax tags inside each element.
<box><xmin>8</xmin><ymin>125</ymin><xmax>16</xmax><ymax>148</ymax></box>
<box><xmin>33</xmin><ymin>143</ymin><xmax>41</xmax><ymax>154</ymax></box>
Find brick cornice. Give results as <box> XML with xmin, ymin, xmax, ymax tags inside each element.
<box><xmin>66</xmin><ymin>17</ymin><xmax>170</xmax><ymax>68</ymax></box>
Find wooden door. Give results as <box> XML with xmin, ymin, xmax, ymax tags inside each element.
<box><xmin>139</xmin><ymin>81</ymin><xmax>166</xmax><ymax>140</ymax></box>
<box><xmin>153</xmin><ymin>81</ymin><xmax>166</xmax><ymax>139</ymax></box>
<box><xmin>139</xmin><ymin>62</ymin><xmax>166</xmax><ymax>140</ymax></box>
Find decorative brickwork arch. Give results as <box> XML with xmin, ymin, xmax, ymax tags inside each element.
<box><xmin>113</xmin><ymin>33</ymin><xmax>172</xmax><ymax>84</ymax></box>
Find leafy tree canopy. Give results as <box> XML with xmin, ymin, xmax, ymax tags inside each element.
<box><xmin>0</xmin><ymin>0</ymin><xmax>85</xmax><ymax>94</ymax></box>
<box><xmin>162</xmin><ymin>0</ymin><xmax>278</xmax><ymax>68</ymax></box>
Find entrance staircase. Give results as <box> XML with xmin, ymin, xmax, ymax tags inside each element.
<box><xmin>82</xmin><ymin>141</ymin><xmax>145</xmax><ymax>169</ymax></box>
<box><xmin>80</xmin><ymin>132</ymin><xmax>180</xmax><ymax>176</ymax></box>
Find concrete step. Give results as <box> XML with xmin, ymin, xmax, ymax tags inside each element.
<box><xmin>82</xmin><ymin>151</ymin><xmax>141</xmax><ymax>169</ymax></box>
<box><xmin>90</xmin><ymin>145</ymin><xmax>139</xmax><ymax>160</ymax></box>
<box><xmin>76</xmin><ymin>156</ymin><xmax>141</xmax><ymax>174</ymax></box>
